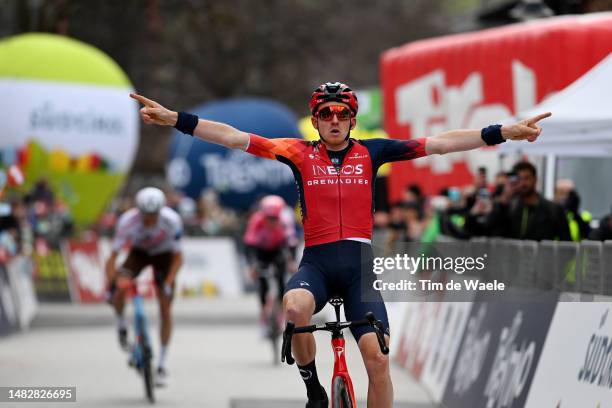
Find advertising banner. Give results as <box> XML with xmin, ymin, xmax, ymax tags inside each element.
<box><xmin>167</xmin><ymin>98</ymin><xmax>301</xmax><ymax>210</ymax></box>
<box><xmin>420</xmin><ymin>301</ymin><xmax>474</xmax><ymax>402</ymax></box>
<box><xmin>524</xmin><ymin>300</ymin><xmax>612</xmax><ymax>408</ymax></box>
<box><xmin>65</xmin><ymin>238</ymin><xmax>106</xmax><ymax>302</ymax></box>
<box><xmin>175</xmin><ymin>237</ymin><xmax>242</xmax><ymax>297</ymax></box>
<box><xmin>442</xmin><ymin>289</ymin><xmax>558</xmax><ymax>408</ymax></box>
<box><xmin>0</xmin><ymin>33</ymin><xmax>138</xmax><ymax>225</ymax></box>
<box><xmin>381</xmin><ymin>14</ymin><xmax>612</xmax><ymax>201</ymax></box>
<box><xmin>395</xmin><ymin>301</ymin><xmax>442</xmax><ymax>380</ymax></box>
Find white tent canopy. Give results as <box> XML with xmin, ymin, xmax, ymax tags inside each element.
<box><xmin>501</xmin><ymin>52</ymin><xmax>612</xmax><ymax>156</ymax></box>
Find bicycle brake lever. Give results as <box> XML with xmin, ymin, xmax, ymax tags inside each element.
<box><xmin>281</xmin><ymin>321</ymin><xmax>295</xmax><ymax>365</ymax></box>
<box><xmin>366</xmin><ymin>312</ymin><xmax>389</xmax><ymax>355</ymax></box>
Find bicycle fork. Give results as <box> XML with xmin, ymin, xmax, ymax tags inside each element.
<box><xmin>331</xmin><ymin>333</ymin><xmax>356</xmax><ymax>405</ymax></box>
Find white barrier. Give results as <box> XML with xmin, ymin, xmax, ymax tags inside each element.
<box><xmin>524</xmin><ymin>299</ymin><xmax>612</xmax><ymax>407</ymax></box>
<box><xmin>6</xmin><ymin>256</ymin><xmax>38</xmax><ymax>330</ymax></box>
<box><xmin>175</xmin><ymin>237</ymin><xmax>242</xmax><ymax>297</ymax></box>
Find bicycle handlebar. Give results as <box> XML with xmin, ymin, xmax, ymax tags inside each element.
<box><xmin>365</xmin><ymin>312</ymin><xmax>390</xmax><ymax>355</ymax></box>
<box><xmin>281</xmin><ymin>312</ymin><xmax>389</xmax><ymax>365</ymax></box>
<box><xmin>281</xmin><ymin>322</ymin><xmax>295</xmax><ymax>365</ymax></box>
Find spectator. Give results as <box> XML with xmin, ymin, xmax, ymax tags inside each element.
<box><xmin>554</xmin><ymin>179</ymin><xmax>591</xmax><ymax>241</ymax></box>
<box><xmin>440</xmin><ymin>187</ymin><xmax>472</xmax><ymax>239</ymax></box>
<box><xmin>492</xmin><ymin>171</ymin><xmax>508</xmax><ymax>199</ymax></box>
<box><xmin>197</xmin><ymin>189</ymin><xmax>238</xmax><ymax>235</ymax></box>
<box><xmin>589</xmin><ymin>205</ymin><xmax>612</xmax><ymax>241</ymax></box>
<box><xmin>27</xmin><ymin>179</ymin><xmax>54</xmax><ymax>206</ymax></box>
<box><xmin>466</xmin><ymin>162</ymin><xmax>571</xmax><ymax>241</ymax></box>
<box><xmin>401</xmin><ymin>183</ymin><xmax>425</xmax><ymax>220</ymax></box>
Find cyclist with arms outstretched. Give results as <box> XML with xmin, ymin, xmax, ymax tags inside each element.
<box><xmin>106</xmin><ymin>187</ymin><xmax>183</xmax><ymax>387</ymax></box>
<box><xmin>130</xmin><ymin>84</ymin><xmax>550</xmax><ymax>407</ymax></box>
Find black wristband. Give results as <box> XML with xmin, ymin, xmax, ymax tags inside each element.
<box><xmin>174</xmin><ymin>111</ymin><xmax>199</xmax><ymax>136</ymax></box>
<box><xmin>481</xmin><ymin>124</ymin><xmax>505</xmax><ymax>146</ymax></box>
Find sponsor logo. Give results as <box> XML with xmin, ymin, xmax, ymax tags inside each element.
<box><xmin>452</xmin><ymin>304</ymin><xmax>491</xmax><ymax>395</ymax></box>
<box><xmin>30</xmin><ymin>101</ymin><xmax>124</xmax><ymax>135</ymax></box>
<box><xmin>299</xmin><ymin>281</ymin><xmax>310</xmax><ymax>287</ymax></box>
<box><xmin>335</xmin><ymin>346</ymin><xmax>344</xmax><ymax>359</ymax></box>
<box><xmin>394</xmin><ymin>61</ymin><xmax>537</xmax><ymax>173</ymax></box>
<box><xmin>306</xmin><ymin>178</ymin><xmax>368</xmax><ymax>186</ymax></box>
<box><xmin>299</xmin><ymin>369</ymin><xmax>312</xmax><ymax>380</ymax></box>
<box><xmin>349</xmin><ymin>152</ymin><xmax>368</xmax><ymax>159</ymax></box>
<box><xmin>311</xmin><ymin>164</ymin><xmax>364</xmax><ymax>176</ymax></box>
<box><xmin>577</xmin><ymin>309</ymin><xmax>612</xmax><ymax>388</ymax></box>
<box><xmin>199</xmin><ymin>150</ymin><xmax>294</xmax><ymax>193</ymax></box>
<box><xmin>306</xmin><ymin>164</ymin><xmax>367</xmax><ymax>186</ymax></box>
<box><xmin>483</xmin><ymin>311</ymin><xmax>536</xmax><ymax>408</ymax></box>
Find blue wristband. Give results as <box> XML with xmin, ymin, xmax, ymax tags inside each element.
<box><xmin>174</xmin><ymin>111</ymin><xmax>199</xmax><ymax>136</ymax></box>
<box><xmin>481</xmin><ymin>124</ymin><xmax>505</xmax><ymax>146</ymax></box>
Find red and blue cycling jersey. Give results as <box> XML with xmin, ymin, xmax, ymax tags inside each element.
<box><xmin>246</xmin><ymin>135</ymin><xmax>427</xmax><ymax>247</ymax></box>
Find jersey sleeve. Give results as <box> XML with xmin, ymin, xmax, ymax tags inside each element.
<box><xmin>362</xmin><ymin>137</ymin><xmax>428</xmax><ymax>168</ymax></box>
<box><xmin>111</xmin><ymin>211</ymin><xmax>132</xmax><ymax>252</ymax></box>
<box><xmin>167</xmin><ymin>209</ymin><xmax>183</xmax><ymax>253</ymax></box>
<box><xmin>245</xmin><ymin>134</ymin><xmax>305</xmax><ymax>166</ymax></box>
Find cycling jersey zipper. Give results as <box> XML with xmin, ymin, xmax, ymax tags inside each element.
<box><xmin>337</xmin><ymin>172</ymin><xmax>343</xmax><ymax>238</ymax></box>
<box><xmin>335</xmin><ymin>144</ymin><xmax>353</xmax><ymax>240</ymax></box>
<box><xmin>321</xmin><ymin>141</ymin><xmax>353</xmax><ymax>241</ymax></box>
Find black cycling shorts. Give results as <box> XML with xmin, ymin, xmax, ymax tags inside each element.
<box><xmin>118</xmin><ymin>249</ymin><xmax>174</xmax><ymax>289</ymax></box>
<box><xmin>285</xmin><ymin>240</ymin><xmax>390</xmax><ymax>343</ymax></box>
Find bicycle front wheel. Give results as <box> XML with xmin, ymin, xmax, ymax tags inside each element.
<box><xmin>268</xmin><ymin>301</ymin><xmax>283</xmax><ymax>365</ymax></box>
<box><xmin>138</xmin><ymin>319</ymin><xmax>155</xmax><ymax>403</ymax></box>
<box><xmin>332</xmin><ymin>376</ymin><xmax>353</xmax><ymax>408</ymax></box>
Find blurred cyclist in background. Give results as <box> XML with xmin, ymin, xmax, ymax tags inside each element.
<box><xmin>243</xmin><ymin>195</ymin><xmax>297</xmax><ymax>334</ymax></box>
<box><xmin>105</xmin><ymin>187</ymin><xmax>183</xmax><ymax>387</ymax></box>
<box><xmin>130</xmin><ymin>83</ymin><xmax>549</xmax><ymax>407</ymax></box>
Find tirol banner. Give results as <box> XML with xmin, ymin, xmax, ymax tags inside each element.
<box><xmin>167</xmin><ymin>98</ymin><xmax>301</xmax><ymax>210</ymax></box>
<box><xmin>380</xmin><ymin>13</ymin><xmax>612</xmax><ymax>202</ymax></box>
<box><xmin>524</xmin><ymin>301</ymin><xmax>612</xmax><ymax>408</ymax></box>
<box><xmin>441</xmin><ymin>289</ymin><xmax>559</xmax><ymax>408</ymax></box>
<box><xmin>0</xmin><ymin>33</ymin><xmax>139</xmax><ymax>225</ymax></box>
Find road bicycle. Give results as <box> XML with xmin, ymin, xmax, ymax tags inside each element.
<box><xmin>281</xmin><ymin>296</ymin><xmax>389</xmax><ymax>407</ymax></box>
<box><xmin>124</xmin><ymin>280</ymin><xmax>155</xmax><ymax>404</ymax></box>
<box><xmin>255</xmin><ymin>257</ymin><xmax>286</xmax><ymax>365</ymax></box>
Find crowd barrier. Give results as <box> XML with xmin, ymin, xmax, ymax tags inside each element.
<box><xmin>0</xmin><ymin>256</ymin><xmax>38</xmax><ymax>336</ymax></box>
<box><xmin>392</xmin><ymin>238</ymin><xmax>612</xmax><ymax>407</ymax></box>
<box><xmin>467</xmin><ymin>238</ymin><xmax>612</xmax><ymax>296</ymax></box>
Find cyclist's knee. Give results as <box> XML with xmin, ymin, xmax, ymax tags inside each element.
<box><xmin>282</xmin><ymin>289</ymin><xmax>314</xmax><ymax>324</ymax></box>
<box><xmin>365</xmin><ymin>353</ymin><xmax>390</xmax><ymax>381</ymax></box>
<box><xmin>360</xmin><ymin>334</ymin><xmax>390</xmax><ymax>379</ymax></box>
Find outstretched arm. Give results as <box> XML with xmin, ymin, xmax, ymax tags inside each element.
<box><xmin>425</xmin><ymin>112</ymin><xmax>552</xmax><ymax>155</ymax></box>
<box><xmin>130</xmin><ymin>93</ymin><xmax>249</xmax><ymax>149</ymax></box>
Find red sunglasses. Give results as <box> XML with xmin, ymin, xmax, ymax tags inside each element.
<box><xmin>316</xmin><ymin>105</ymin><xmax>353</xmax><ymax>121</ymax></box>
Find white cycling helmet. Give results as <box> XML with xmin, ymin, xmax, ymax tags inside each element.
<box><xmin>135</xmin><ymin>187</ymin><xmax>166</xmax><ymax>214</ymax></box>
